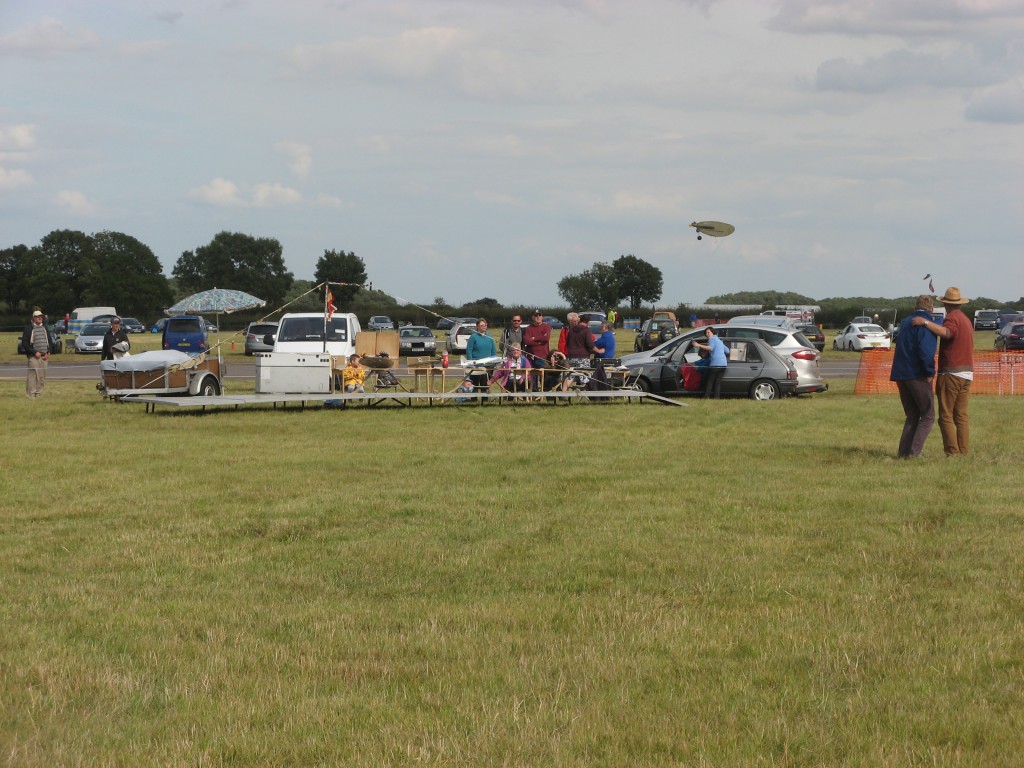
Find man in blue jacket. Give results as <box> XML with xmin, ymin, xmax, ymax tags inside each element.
<box><xmin>890</xmin><ymin>295</ymin><xmax>938</xmax><ymax>457</ymax></box>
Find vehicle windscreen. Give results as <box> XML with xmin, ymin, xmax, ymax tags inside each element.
<box><xmin>83</xmin><ymin>324</ymin><xmax>109</xmax><ymax>335</ymax></box>
<box><xmin>402</xmin><ymin>328</ymin><xmax>432</xmax><ymax>338</ymax></box>
<box><xmin>278</xmin><ymin>317</ymin><xmax>349</xmax><ymax>342</ymax></box>
<box><xmin>168</xmin><ymin>318</ymin><xmax>202</xmax><ymax>332</ymax></box>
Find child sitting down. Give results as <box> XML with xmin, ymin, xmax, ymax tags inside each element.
<box><xmin>342</xmin><ymin>353</ymin><xmax>366</xmax><ymax>393</ymax></box>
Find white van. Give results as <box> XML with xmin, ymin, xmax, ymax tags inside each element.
<box><xmin>271</xmin><ymin>312</ymin><xmax>361</xmax><ymax>357</ymax></box>
<box><xmin>69</xmin><ymin>306</ymin><xmax>117</xmax><ymax>335</ymax></box>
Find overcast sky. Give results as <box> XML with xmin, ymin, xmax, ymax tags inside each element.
<box><xmin>2</xmin><ymin>0</ymin><xmax>1023</xmax><ymax>308</ymax></box>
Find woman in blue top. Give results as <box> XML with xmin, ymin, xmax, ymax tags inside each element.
<box><xmin>692</xmin><ymin>327</ymin><xmax>729</xmax><ymax>399</ymax></box>
<box><xmin>465</xmin><ymin>318</ymin><xmax>497</xmax><ymax>391</ymax></box>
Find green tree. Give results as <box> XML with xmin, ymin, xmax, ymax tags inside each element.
<box><xmin>557</xmin><ymin>262</ymin><xmax>619</xmax><ymax>309</ymax></box>
<box><xmin>612</xmin><ymin>254</ymin><xmax>662</xmax><ymax>309</ymax></box>
<box><xmin>30</xmin><ymin>229</ymin><xmax>97</xmax><ymax>312</ymax></box>
<box><xmin>0</xmin><ymin>244</ymin><xmax>35</xmax><ymax>313</ymax></box>
<box><xmin>174</xmin><ymin>232</ymin><xmax>293</xmax><ymax>308</ymax></box>
<box><xmin>314</xmin><ymin>250</ymin><xmax>367</xmax><ymax>310</ymax></box>
<box><xmin>89</xmin><ymin>231</ymin><xmax>173</xmax><ymax>318</ymax></box>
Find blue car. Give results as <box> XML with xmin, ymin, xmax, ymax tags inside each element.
<box><xmin>162</xmin><ymin>315</ymin><xmax>208</xmax><ymax>353</ymax></box>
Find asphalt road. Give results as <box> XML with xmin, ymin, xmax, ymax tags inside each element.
<box><xmin>2</xmin><ymin>356</ymin><xmax>863</xmax><ymax>382</ymax></box>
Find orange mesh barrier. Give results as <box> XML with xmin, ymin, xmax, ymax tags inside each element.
<box><xmin>854</xmin><ymin>350</ymin><xmax>1024</xmax><ymax>395</ymax></box>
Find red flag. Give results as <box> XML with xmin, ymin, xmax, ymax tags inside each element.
<box><xmin>326</xmin><ymin>289</ymin><xmax>336</xmax><ymax>320</ymax></box>
<box><xmin>928</xmin><ymin>279</ymin><xmax>935</xmax><ymax>293</ymax></box>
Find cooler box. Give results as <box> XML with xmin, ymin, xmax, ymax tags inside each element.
<box><xmin>255</xmin><ymin>353</ymin><xmax>332</xmax><ymax>393</ymax></box>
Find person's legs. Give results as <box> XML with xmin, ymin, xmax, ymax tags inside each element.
<box><xmin>935</xmin><ymin>375</ymin><xmax>959</xmax><ymax>456</ymax></box>
<box><xmin>896</xmin><ymin>381</ymin><xmax>917</xmax><ymax>457</ymax></box>
<box><xmin>901</xmin><ymin>377</ymin><xmax>935</xmax><ymax>457</ymax></box>
<box><xmin>703</xmin><ymin>366</ymin><xmax>725</xmax><ymax>399</ymax></box>
<box><xmin>26</xmin><ymin>358</ymin><xmax>43</xmax><ymax>397</ymax></box>
<box><xmin>951</xmin><ymin>378</ymin><xmax>971</xmax><ymax>455</ymax></box>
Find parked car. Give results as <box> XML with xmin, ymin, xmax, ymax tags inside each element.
<box><xmin>446</xmin><ymin>321</ymin><xmax>478</xmax><ymax>354</ymax></box>
<box><xmin>119</xmin><ymin>317</ymin><xmax>146</xmax><ymax>334</ymax></box>
<box><xmin>634</xmin><ymin>318</ymin><xmax>678</xmax><ymax>352</ymax></box>
<box><xmin>543</xmin><ymin>315</ymin><xmax>565</xmax><ymax>329</ymax></box>
<box><xmin>578</xmin><ymin>311</ymin><xmax>606</xmax><ymax>324</ymax></box>
<box><xmin>399</xmin><ymin>326</ymin><xmax>438</xmax><ymax>356</ymax></box>
<box><xmin>436</xmin><ymin>317</ymin><xmax>459</xmax><ymax>330</ymax></box>
<box><xmin>623</xmin><ymin>323</ymin><xmax>827</xmax><ymax>396</ymax></box>
<box><xmin>18</xmin><ymin>326</ymin><xmax>63</xmax><ymax>355</ymax></box>
<box><xmin>244</xmin><ymin>321</ymin><xmax>279</xmax><ymax>355</ymax></box>
<box><xmin>796</xmin><ymin>323</ymin><xmax>825</xmax><ymax>351</ymax></box>
<box><xmin>368</xmin><ymin>315</ymin><xmax>395</xmax><ymax>331</ymax></box>
<box><xmin>651</xmin><ymin>310</ymin><xmax>678</xmax><ymax>327</ymax></box>
<box><xmin>623</xmin><ymin>336</ymin><xmax>798</xmax><ymax>400</ymax></box>
<box><xmin>91</xmin><ymin>314</ymin><xmax>117</xmax><ymax>325</ymax></box>
<box><xmin>162</xmin><ymin>315</ymin><xmax>209</xmax><ymax>353</ymax></box>
<box><xmin>74</xmin><ymin>323</ymin><xmax>110</xmax><ymax>354</ymax></box>
<box><xmin>994</xmin><ymin>322</ymin><xmax>1024</xmax><ymax>351</ymax></box>
<box><xmin>833</xmin><ymin>323</ymin><xmax>891</xmax><ymax>351</ymax></box>
<box><xmin>851</xmin><ymin>315</ymin><xmax>873</xmax><ymax>324</ymax></box>
<box><xmin>974</xmin><ymin>309</ymin><xmax>1000</xmax><ymax>330</ymax></box>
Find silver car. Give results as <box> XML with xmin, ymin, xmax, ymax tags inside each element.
<box><xmin>74</xmin><ymin>323</ymin><xmax>110</xmax><ymax>354</ymax></box>
<box><xmin>623</xmin><ymin>336</ymin><xmax>798</xmax><ymax>399</ymax></box>
<box><xmin>244</xmin><ymin>321</ymin><xmax>279</xmax><ymax>355</ymax></box>
<box><xmin>621</xmin><ymin>323</ymin><xmax>827</xmax><ymax>395</ymax></box>
<box><xmin>399</xmin><ymin>326</ymin><xmax>437</xmax><ymax>357</ymax></box>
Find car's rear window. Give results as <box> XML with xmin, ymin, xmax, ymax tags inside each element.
<box><xmin>168</xmin><ymin>318</ymin><xmax>202</xmax><ymax>332</ymax></box>
<box><xmin>249</xmin><ymin>324</ymin><xmax>277</xmax><ymax>335</ymax></box>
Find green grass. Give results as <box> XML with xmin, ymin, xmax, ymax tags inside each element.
<box><xmin>2</xmin><ymin>365</ymin><xmax>1022</xmax><ymax>765</ymax></box>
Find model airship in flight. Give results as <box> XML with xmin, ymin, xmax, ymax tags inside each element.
<box><xmin>690</xmin><ymin>221</ymin><xmax>735</xmax><ymax>240</ymax></box>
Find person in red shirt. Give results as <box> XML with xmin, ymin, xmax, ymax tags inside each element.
<box><xmin>913</xmin><ymin>286</ymin><xmax>974</xmax><ymax>456</ymax></box>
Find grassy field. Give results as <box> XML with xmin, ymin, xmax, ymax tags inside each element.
<box><xmin>2</xmin><ymin>368</ymin><xmax>1022</xmax><ymax>767</ymax></box>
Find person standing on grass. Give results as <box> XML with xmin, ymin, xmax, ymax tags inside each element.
<box><xmin>101</xmin><ymin>317</ymin><xmax>131</xmax><ymax>361</ymax></box>
<box><xmin>500</xmin><ymin>313</ymin><xmax>525</xmax><ymax>356</ymax></box>
<box><xmin>522</xmin><ymin>310</ymin><xmax>551</xmax><ymax>389</ymax></box>
<box><xmin>692</xmin><ymin>327</ymin><xmax>728</xmax><ymax>399</ymax></box>
<box><xmin>594</xmin><ymin>322</ymin><xmax>616</xmax><ymax>360</ymax></box>
<box><xmin>465</xmin><ymin>317</ymin><xmax>497</xmax><ymax>391</ymax></box>
<box><xmin>890</xmin><ymin>295</ymin><xmax>938</xmax><ymax>458</ymax></box>
<box><xmin>22</xmin><ymin>309</ymin><xmax>55</xmax><ymax>398</ymax></box>
<box><xmin>913</xmin><ymin>286</ymin><xmax>974</xmax><ymax>456</ymax></box>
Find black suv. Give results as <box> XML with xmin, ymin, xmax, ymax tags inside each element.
<box><xmin>634</xmin><ymin>319</ymin><xmax>678</xmax><ymax>352</ymax></box>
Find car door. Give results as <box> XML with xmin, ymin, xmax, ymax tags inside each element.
<box><xmin>720</xmin><ymin>340</ymin><xmax>766</xmax><ymax>395</ymax></box>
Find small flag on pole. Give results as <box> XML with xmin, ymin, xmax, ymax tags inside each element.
<box><xmin>923</xmin><ymin>274</ymin><xmax>934</xmax><ymax>293</ymax></box>
<box><xmin>326</xmin><ymin>288</ymin><xmax>336</xmax><ymax>321</ymax></box>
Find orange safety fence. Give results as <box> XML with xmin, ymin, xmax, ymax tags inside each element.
<box><xmin>854</xmin><ymin>350</ymin><xmax>1024</xmax><ymax>396</ymax></box>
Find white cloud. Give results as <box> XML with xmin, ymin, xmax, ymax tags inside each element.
<box><xmin>0</xmin><ymin>124</ymin><xmax>37</xmax><ymax>150</ymax></box>
<box><xmin>188</xmin><ymin>178</ymin><xmax>302</xmax><ymax>207</ymax></box>
<box><xmin>315</xmin><ymin>193</ymin><xmax>345</xmax><ymax>208</ymax></box>
<box><xmin>275</xmin><ymin>141</ymin><xmax>312</xmax><ymax>179</ymax></box>
<box><xmin>965</xmin><ymin>80</ymin><xmax>1024</xmax><ymax>122</ymax></box>
<box><xmin>816</xmin><ymin>48</ymin><xmax>1003</xmax><ymax>92</ymax></box>
<box><xmin>189</xmin><ymin>177</ymin><xmax>245</xmax><ymax>206</ymax></box>
<box><xmin>251</xmin><ymin>183</ymin><xmax>302</xmax><ymax>207</ymax></box>
<box><xmin>289</xmin><ymin>27</ymin><xmax>465</xmax><ymax>80</ymax></box>
<box><xmin>0</xmin><ymin>17</ymin><xmax>99</xmax><ymax>58</ymax></box>
<box><xmin>769</xmin><ymin>0</ymin><xmax>1024</xmax><ymax>37</ymax></box>
<box><xmin>55</xmin><ymin>190</ymin><xmax>97</xmax><ymax>215</ymax></box>
<box><xmin>0</xmin><ymin>167</ymin><xmax>33</xmax><ymax>189</ymax></box>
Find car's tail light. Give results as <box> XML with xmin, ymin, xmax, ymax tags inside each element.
<box><xmin>856</xmin><ymin>334</ymin><xmax>867</xmax><ymax>339</ymax></box>
<box><xmin>788</xmin><ymin>370</ymin><xmax>798</xmax><ymax>380</ymax></box>
<box><xmin>790</xmin><ymin>349</ymin><xmax>818</xmax><ymax>361</ymax></box>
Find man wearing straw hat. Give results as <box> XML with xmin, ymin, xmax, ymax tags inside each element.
<box><xmin>913</xmin><ymin>286</ymin><xmax>974</xmax><ymax>456</ymax></box>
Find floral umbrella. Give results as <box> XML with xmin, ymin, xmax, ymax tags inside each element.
<box><xmin>164</xmin><ymin>288</ymin><xmax>266</xmax><ymax>317</ymax></box>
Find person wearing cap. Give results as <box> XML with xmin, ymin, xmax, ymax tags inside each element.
<box><xmin>522</xmin><ymin>310</ymin><xmax>551</xmax><ymax>388</ymax></box>
<box><xmin>913</xmin><ymin>286</ymin><xmax>974</xmax><ymax>456</ymax></box>
<box><xmin>101</xmin><ymin>317</ymin><xmax>131</xmax><ymax>361</ymax></box>
<box><xmin>890</xmin><ymin>295</ymin><xmax>938</xmax><ymax>458</ymax></box>
<box><xmin>22</xmin><ymin>309</ymin><xmax>56</xmax><ymax>398</ymax></box>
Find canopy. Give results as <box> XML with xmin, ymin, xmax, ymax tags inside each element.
<box><xmin>165</xmin><ymin>288</ymin><xmax>265</xmax><ymax>316</ymax></box>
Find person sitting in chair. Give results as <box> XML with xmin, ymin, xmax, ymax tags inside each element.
<box><xmin>341</xmin><ymin>353</ymin><xmax>366</xmax><ymax>393</ymax></box>
<box><xmin>489</xmin><ymin>343</ymin><xmax>532</xmax><ymax>392</ymax></box>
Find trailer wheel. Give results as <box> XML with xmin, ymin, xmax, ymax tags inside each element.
<box><xmin>196</xmin><ymin>376</ymin><xmax>220</xmax><ymax>397</ymax></box>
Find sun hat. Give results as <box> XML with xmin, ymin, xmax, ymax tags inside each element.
<box><xmin>937</xmin><ymin>286</ymin><xmax>970</xmax><ymax>305</ymax></box>
<box><xmin>32</xmin><ymin>310</ymin><xmax>43</xmax><ymax>317</ymax></box>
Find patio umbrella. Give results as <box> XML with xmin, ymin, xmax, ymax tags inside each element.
<box><xmin>165</xmin><ymin>288</ymin><xmax>266</xmax><ymax>318</ymax></box>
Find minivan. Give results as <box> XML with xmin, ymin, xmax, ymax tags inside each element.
<box><xmin>271</xmin><ymin>312</ymin><xmax>361</xmax><ymax>357</ymax></box>
<box><xmin>162</xmin><ymin>315</ymin><xmax>209</xmax><ymax>353</ymax></box>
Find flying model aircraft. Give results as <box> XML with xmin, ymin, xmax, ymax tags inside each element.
<box><xmin>690</xmin><ymin>221</ymin><xmax>735</xmax><ymax>240</ymax></box>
